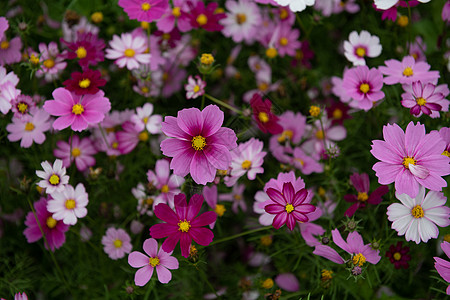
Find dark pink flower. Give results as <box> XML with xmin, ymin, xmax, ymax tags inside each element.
<box><xmin>63</xmin><ymin>69</ymin><xmax>106</xmax><ymax>95</ymax></box>
<box><xmin>61</xmin><ymin>32</ymin><xmax>105</xmax><ymax>68</ymax></box>
<box><xmin>250</xmin><ymin>93</ymin><xmax>283</xmax><ymax>134</ymax></box>
<box><xmin>149</xmin><ymin>193</ymin><xmax>217</xmax><ymax>258</ymax></box>
<box><xmin>186</xmin><ymin>1</ymin><xmax>226</xmax><ymax>32</ymax></box>
<box><xmin>401</xmin><ymin>81</ymin><xmax>447</xmax><ymax>118</ymax></box>
<box><xmin>118</xmin><ymin>0</ymin><xmax>169</xmax><ymax>23</ymax></box>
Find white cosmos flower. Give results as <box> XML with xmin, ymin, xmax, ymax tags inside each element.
<box><xmin>47</xmin><ymin>183</ymin><xmax>88</xmax><ymax>225</ymax></box>
<box><xmin>344</xmin><ymin>30</ymin><xmax>382</xmax><ymax>66</ymax></box>
<box><xmin>36</xmin><ymin>159</ymin><xmax>69</xmax><ymax>194</ymax></box>
<box><xmin>274</xmin><ymin>0</ymin><xmax>315</xmax><ymax>12</ymax></box>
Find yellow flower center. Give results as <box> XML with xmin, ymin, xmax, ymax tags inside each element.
<box><xmin>1</xmin><ymin>40</ymin><xmax>9</xmax><ymax>49</ymax></box>
<box><xmin>141</xmin><ymin>86</ymin><xmax>149</xmax><ymax>94</ymax></box>
<box><xmin>397</xmin><ymin>15</ymin><xmax>409</xmax><ymax>27</ymax></box>
<box><xmin>178</xmin><ymin>220</ymin><xmax>191</xmax><ymax>232</ymax></box>
<box><xmin>352</xmin><ymin>253</ymin><xmax>366</xmax><ymax>267</ymax></box>
<box><xmin>91</xmin><ymin>12</ymin><xmax>103</xmax><ymax>23</ymax></box>
<box><xmin>18</xmin><ymin>103</ymin><xmax>28</xmax><ymax>113</ymax></box>
<box><xmin>258</xmin><ymin>112</ymin><xmax>269</xmax><ymax>123</ymax></box>
<box><xmin>112</xmin><ymin>142</ymin><xmax>118</xmax><ymax>149</ymax></box>
<box><xmin>162</xmin><ymin>33</ymin><xmax>170</xmax><ymax>40</ymax></box>
<box><xmin>65</xmin><ymin>199</ymin><xmax>76</xmax><ymax>209</ymax></box>
<box><xmin>113</xmin><ymin>239</ymin><xmax>123</xmax><ymax>248</ymax></box>
<box><xmin>236</xmin><ymin>13</ymin><xmax>247</xmax><ymax>24</ymax></box>
<box><xmin>416</xmin><ymin>97</ymin><xmax>426</xmax><ymax>106</ymax></box>
<box><xmin>295</xmin><ymin>158</ymin><xmax>305</xmax><ymax>166</ymax></box>
<box><xmin>43</xmin><ymin>59</ymin><xmax>55</xmax><ymax>69</ymax></box>
<box><xmin>141</xmin><ymin>2</ymin><xmax>151</xmax><ymax>11</ymax></box>
<box><xmin>355</xmin><ymin>47</ymin><xmax>366</xmax><ymax>57</ymax></box>
<box><xmin>403</xmin><ymin>67</ymin><xmax>413</xmax><ymax>77</ymax></box>
<box><xmin>124</xmin><ymin>48</ymin><xmax>135</xmax><ymax>57</ymax></box>
<box><xmin>266</xmin><ymin>47</ymin><xmax>277</xmax><ymax>58</ymax></box>
<box><xmin>49</xmin><ymin>174</ymin><xmax>60</xmax><ymax>185</ymax></box>
<box><xmin>72</xmin><ymin>147</ymin><xmax>81</xmax><ymax>157</ymax></box>
<box><xmin>262</xmin><ymin>278</ymin><xmax>274</xmax><ymax>289</ymax></box>
<box><xmin>315</xmin><ymin>130</ymin><xmax>324</xmax><ymax>140</ymax></box>
<box><xmin>279</xmin><ymin>37</ymin><xmax>288</xmax><ymax>46</ymax></box>
<box><xmin>172</xmin><ymin>7</ymin><xmax>181</xmax><ymax>17</ymax></box>
<box><xmin>30</xmin><ymin>54</ymin><xmax>40</xmax><ymax>65</ymax></box>
<box><xmin>444</xmin><ymin>234</ymin><xmax>450</xmax><ymax>243</ymax></box>
<box><xmin>393</xmin><ymin>252</ymin><xmax>402</xmax><ymax>261</ymax></box>
<box><xmin>357</xmin><ymin>192</ymin><xmax>368</xmax><ymax>202</ymax></box>
<box><xmin>72</xmin><ymin>104</ymin><xmax>84</xmax><ymax>115</ymax></box>
<box><xmin>217</xmin><ymin>169</ymin><xmax>228</xmax><ymax>176</ymax></box>
<box><xmin>443</xmin><ymin>150</ymin><xmax>450</xmax><ymax>158</ymax></box>
<box><xmin>161</xmin><ymin>184</ymin><xmax>169</xmax><ymax>193</ymax></box>
<box><xmin>321</xmin><ymin>269</ymin><xmax>333</xmax><ymax>280</ymax></box>
<box><xmin>402</xmin><ymin>156</ymin><xmax>416</xmax><ymax>169</ymax></box>
<box><xmin>138</xmin><ymin>131</ymin><xmax>149</xmax><ymax>142</ymax></box>
<box><xmin>201</xmin><ymin>53</ymin><xmax>214</xmax><ymax>65</ymax></box>
<box><xmin>141</xmin><ymin>21</ymin><xmax>150</xmax><ymax>30</ymax></box>
<box><xmin>285</xmin><ymin>203</ymin><xmax>294</xmax><ymax>213</ymax></box>
<box><xmin>411</xmin><ymin>204</ymin><xmax>424</xmax><ymax>219</ymax></box>
<box><xmin>359</xmin><ymin>83</ymin><xmax>370</xmax><ymax>94</ymax></box>
<box><xmin>260</xmin><ymin>235</ymin><xmax>272</xmax><ymax>246</ymax></box>
<box><xmin>241</xmin><ymin>160</ymin><xmax>252</xmax><ymax>170</ymax></box>
<box><xmin>233</xmin><ymin>194</ymin><xmax>242</xmax><ymax>201</ymax></box>
<box><xmin>193</xmin><ymin>85</ymin><xmax>200</xmax><ymax>93</ymax></box>
<box><xmin>46</xmin><ymin>217</ymin><xmax>57</xmax><ymax>229</ymax></box>
<box><xmin>197</xmin><ymin>14</ymin><xmax>208</xmax><ymax>26</ymax></box>
<box><xmin>79</xmin><ymin>78</ymin><xmax>91</xmax><ymax>88</ymax></box>
<box><xmin>277</xmin><ymin>130</ymin><xmax>294</xmax><ymax>143</ymax></box>
<box><xmin>332</xmin><ymin>108</ymin><xmax>343</xmax><ymax>119</ymax></box>
<box><xmin>145</xmin><ymin>197</ymin><xmax>154</xmax><ymax>206</ymax></box>
<box><xmin>25</xmin><ymin>122</ymin><xmax>35</xmax><ymax>131</ymax></box>
<box><xmin>280</xmin><ymin>8</ymin><xmax>289</xmax><ymax>19</ymax></box>
<box><xmin>76</xmin><ymin>46</ymin><xmax>87</xmax><ymax>59</ymax></box>
<box><xmin>214</xmin><ymin>204</ymin><xmax>226</xmax><ymax>217</ymax></box>
<box><xmin>309</xmin><ymin>105</ymin><xmax>321</xmax><ymax>117</ymax></box>
<box><xmin>149</xmin><ymin>257</ymin><xmax>160</xmax><ymax>267</ymax></box>
<box><xmin>191</xmin><ymin>135</ymin><xmax>206</xmax><ymax>151</ymax></box>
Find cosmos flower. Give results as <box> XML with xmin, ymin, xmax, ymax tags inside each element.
<box><xmin>36</xmin><ymin>159</ymin><xmax>70</xmax><ymax>194</ymax></box>
<box><xmin>220</xmin><ymin>0</ymin><xmax>262</xmax><ymax>44</ymax></box>
<box><xmin>118</xmin><ymin>0</ymin><xmax>169</xmax><ymax>23</ymax></box>
<box><xmin>53</xmin><ymin>135</ymin><xmax>97</xmax><ymax>171</ymax></box>
<box><xmin>401</xmin><ymin>81</ymin><xmax>447</xmax><ymax>118</ymax></box>
<box><xmin>102</xmin><ymin>227</ymin><xmax>132</xmax><ymax>260</ymax></box>
<box><xmin>379</xmin><ymin>55</ymin><xmax>440</xmax><ymax>85</ymax></box>
<box><xmin>273</xmin><ymin>0</ymin><xmax>316</xmax><ymax>12</ymax></box>
<box><xmin>343</xmin><ymin>30</ymin><xmax>382</xmax><ymax>66</ymax></box>
<box><xmin>6</xmin><ymin>108</ymin><xmax>51</xmax><ymax>148</ymax></box>
<box><xmin>105</xmin><ymin>33</ymin><xmax>151</xmax><ymax>70</ymax></box>
<box><xmin>63</xmin><ymin>69</ymin><xmax>106</xmax><ymax>95</ymax></box>
<box><xmin>385</xmin><ymin>241</ymin><xmax>411</xmax><ymax>269</ymax></box>
<box><xmin>47</xmin><ymin>183</ymin><xmax>89</xmax><ymax>225</ymax></box>
<box><xmin>184</xmin><ymin>75</ymin><xmax>206</xmax><ymax>99</ymax></box>
<box><xmin>434</xmin><ymin>241</ymin><xmax>450</xmax><ymax>295</ymax></box>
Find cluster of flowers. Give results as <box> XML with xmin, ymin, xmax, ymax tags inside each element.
<box><xmin>1</xmin><ymin>0</ymin><xmax>450</xmax><ymax>298</ymax></box>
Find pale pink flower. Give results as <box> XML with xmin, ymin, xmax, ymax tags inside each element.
<box><xmin>184</xmin><ymin>75</ymin><xmax>206</xmax><ymax>99</ymax></box>
<box><xmin>0</xmin><ymin>65</ymin><xmax>20</xmax><ymax>114</ymax></box>
<box><xmin>36</xmin><ymin>159</ymin><xmax>70</xmax><ymax>194</ymax></box>
<box><xmin>118</xmin><ymin>0</ymin><xmax>169</xmax><ymax>23</ymax></box>
<box><xmin>344</xmin><ymin>30</ymin><xmax>382</xmax><ymax>66</ymax></box>
<box><xmin>0</xmin><ymin>17</ymin><xmax>8</xmax><ymax>41</ymax></box>
<box><xmin>102</xmin><ymin>227</ymin><xmax>132</xmax><ymax>260</ymax></box>
<box><xmin>219</xmin><ymin>183</ymin><xmax>247</xmax><ymax>213</ymax></box>
<box><xmin>36</xmin><ymin>42</ymin><xmax>67</xmax><ymax>82</ymax></box>
<box><xmin>0</xmin><ymin>36</ymin><xmax>22</xmax><ymax>66</ymax></box>
<box><xmin>53</xmin><ymin>135</ymin><xmax>97</xmax><ymax>171</ymax></box>
<box><xmin>105</xmin><ymin>33</ymin><xmax>151</xmax><ymax>70</ymax></box>
<box><xmin>47</xmin><ymin>183</ymin><xmax>89</xmax><ymax>225</ymax></box>
<box><xmin>220</xmin><ymin>0</ymin><xmax>262</xmax><ymax>44</ymax></box>
<box><xmin>147</xmin><ymin>159</ymin><xmax>185</xmax><ymax>208</ymax></box>
<box><xmin>131</xmin><ymin>103</ymin><xmax>162</xmax><ymax>134</ymax></box>
<box><xmin>379</xmin><ymin>56</ymin><xmax>440</xmax><ymax>85</ymax></box>
<box><xmin>7</xmin><ymin>108</ymin><xmax>51</xmax><ymax>148</ymax></box>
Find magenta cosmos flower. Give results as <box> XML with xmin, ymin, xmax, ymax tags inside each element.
<box><xmin>342</xmin><ymin>65</ymin><xmax>385</xmax><ymax>111</ymax></box>
<box><xmin>44</xmin><ymin>88</ymin><xmax>111</xmax><ymax>132</ymax></box>
<box><xmin>264</xmin><ymin>182</ymin><xmax>316</xmax><ymax>230</ymax></box>
<box><xmin>160</xmin><ymin>104</ymin><xmax>237</xmax><ymax>185</ymax></box>
<box><xmin>371</xmin><ymin>122</ymin><xmax>450</xmax><ymax>198</ymax></box>
<box><xmin>401</xmin><ymin>81</ymin><xmax>446</xmax><ymax>118</ymax></box>
<box><xmin>187</xmin><ymin>1</ymin><xmax>226</xmax><ymax>32</ymax></box>
<box><xmin>434</xmin><ymin>241</ymin><xmax>450</xmax><ymax>295</ymax></box>
<box><xmin>379</xmin><ymin>55</ymin><xmax>440</xmax><ymax>85</ymax></box>
<box><xmin>23</xmin><ymin>197</ymin><xmax>69</xmax><ymax>251</ymax></box>
<box><xmin>63</xmin><ymin>69</ymin><xmax>106</xmax><ymax>96</ymax></box>
<box><xmin>250</xmin><ymin>93</ymin><xmax>283</xmax><ymax>134</ymax></box>
<box><xmin>343</xmin><ymin>172</ymin><xmax>389</xmax><ymax>217</ymax></box>
<box><xmin>128</xmin><ymin>238</ymin><xmax>179</xmax><ymax>285</ymax></box>
<box><xmin>385</xmin><ymin>241</ymin><xmax>411</xmax><ymax>269</ymax></box>
<box><xmin>118</xmin><ymin>0</ymin><xmax>169</xmax><ymax>22</ymax></box>
<box><xmin>149</xmin><ymin>193</ymin><xmax>217</xmax><ymax>258</ymax></box>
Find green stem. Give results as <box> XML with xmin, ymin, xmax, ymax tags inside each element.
<box><xmin>204</xmin><ymin>93</ymin><xmax>242</xmax><ymax>114</ymax></box>
<box><xmin>194</xmin><ymin>264</ymin><xmax>218</xmax><ymax>297</ymax></box>
<box><xmin>201</xmin><ymin>75</ymin><xmax>206</xmax><ymax>110</ymax></box>
<box><xmin>208</xmin><ymin>226</ymin><xmax>272</xmax><ymax>246</ymax></box>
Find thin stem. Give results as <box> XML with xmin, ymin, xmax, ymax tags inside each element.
<box><xmin>194</xmin><ymin>264</ymin><xmax>218</xmax><ymax>297</ymax></box>
<box><xmin>201</xmin><ymin>75</ymin><xmax>206</xmax><ymax>110</ymax></box>
<box><xmin>204</xmin><ymin>93</ymin><xmax>242</xmax><ymax>114</ymax></box>
<box><xmin>208</xmin><ymin>226</ymin><xmax>272</xmax><ymax>246</ymax></box>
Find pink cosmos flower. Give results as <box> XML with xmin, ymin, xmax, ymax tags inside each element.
<box><xmin>219</xmin><ymin>183</ymin><xmax>247</xmax><ymax>213</ymax></box>
<box><xmin>36</xmin><ymin>159</ymin><xmax>70</xmax><ymax>194</ymax></box>
<box><xmin>379</xmin><ymin>56</ymin><xmax>440</xmax><ymax>85</ymax></box>
<box><xmin>115</xmin><ymin>121</ymin><xmax>146</xmax><ymax>154</ymax></box>
<box><xmin>156</xmin><ymin>0</ymin><xmax>192</xmax><ymax>33</ymax></box>
<box><xmin>61</xmin><ymin>32</ymin><xmax>105</xmax><ymax>68</ymax></box>
<box><xmin>264</xmin><ymin>182</ymin><xmax>316</xmax><ymax>230</ymax></box>
<box><xmin>275</xmin><ymin>273</ymin><xmax>299</xmax><ymax>292</ymax></box>
<box><xmin>443</xmin><ymin>0</ymin><xmax>450</xmax><ymax>23</ymax></box>
<box><xmin>12</xmin><ymin>293</ymin><xmax>28</xmax><ymax>300</ymax></box>
<box><xmin>250</xmin><ymin>93</ymin><xmax>283</xmax><ymax>134</ymax></box>
<box><xmin>160</xmin><ymin>105</ymin><xmax>237</xmax><ymax>185</ymax></box>
<box><xmin>371</xmin><ymin>122</ymin><xmax>450</xmax><ymax>198</ymax></box>
<box><xmin>131</xmin><ymin>103</ymin><xmax>162</xmax><ymax>134</ymax></box>
<box><xmin>118</xmin><ymin>0</ymin><xmax>169</xmax><ymax>22</ymax></box>
<box><xmin>342</xmin><ymin>65</ymin><xmax>385</xmax><ymax>111</ymax></box>
<box><xmin>434</xmin><ymin>241</ymin><xmax>450</xmax><ymax>295</ymax></box>
<box><xmin>106</xmin><ymin>33</ymin><xmax>151</xmax><ymax>70</ymax></box>
<box><xmin>0</xmin><ymin>17</ymin><xmax>8</xmax><ymax>41</ymax></box>
<box><xmin>47</xmin><ymin>183</ymin><xmax>88</xmax><ymax>225</ymax></box>
<box><xmin>439</xmin><ymin>127</ymin><xmax>450</xmax><ymax>156</ymax></box>
<box><xmin>220</xmin><ymin>0</ymin><xmax>262</xmax><ymax>44</ymax></box>
<box><xmin>203</xmin><ymin>185</ymin><xmax>225</xmax><ymax>229</ymax></box>
<box><xmin>343</xmin><ymin>172</ymin><xmax>389</xmax><ymax>217</ymax></box>
<box><xmin>387</xmin><ymin>186</ymin><xmax>450</xmax><ymax>244</ymax></box>
<box><xmin>23</xmin><ymin>197</ymin><xmax>69</xmax><ymax>251</ymax></box>
<box><xmin>149</xmin><ymin>193</ymin><xmax>217</xmax><ymax>258</ymax></box>
<box><xmin>401</xmin><ymin>81</ymin><xmax>447</xmax><ymax>118</ymax></box>
<box><xmin>128</xmin><ymin>238</ymin><xmax>179</xmax><ymax>286</ymax></box>
<box><xmin>7</xmin><ymin>108</ymin><xmax>51</xmax><ymax>148</ymax></box>
<box><xmin>275</xmin><ymin>23</ymin><xmax>301</xmax><ymax>57</ymax></box>
<box><xmin>226</xmin><ymin>138</ymin><xmax>267</xmax><ymax>187</ymax></box>
<box><xmin>53</xmin><ymin>135</ymin><xmax>97</xmax><ymax>171</ymax></box>
<box><xmin>0</xmin><ymin>65</ymin><xmax>20</xmax><ymax>115</ymax></box>
<box><xmin>299</xmin><ymin>207</ymin><xmax>325</xmax><ymax>247</ymax></box>
<box><xmin>186</xmin><ymin>1</ymin><xmax>226</xmax><ymax>32</ymax></box>
<box><xmin>0</xmin><ymin>36</ymin><xmax>22</xmax><ymax>66</ymax></box>
<box><xmin>44</xmin><ymin>88</ymin><xmax>111</xmax><ymax>132</ymax></box>
<box><xmin>343</xmin><ymin>30</ymin><xmax>382</xmax><ymax>66</ymax></box>
<box><xmin>184</xmin><ymin>75</ymin><xmax>206</xmax><ymax>99</ymax></box>
<box><xmin>102</xmin><ymin>227</ymin><xmax>132</xmax><ymax>260</ymax></box>
<box><xmin>11</xmin><ymin>94</ymin><xmax>36</xmax><ymax>118</ymax></box>
<box><xmin>313</xmin><ymin>229</ymin><xmax>381</xmax><ymax>266</ymax></box>
<box><xmin>292</xmin><ymin>147</ymin><xmax>323</xmax><ymax>175</ymax></box>
<box><xmin>36</xmin><ymin>42</ymin><xmax>67</xmax><ymax>82</ymax></box>
<box><xmin>408</xmin><ymin>36</ymin><xmax>427</xmax><ymax>62</ymax></box>
<box><xmin>147</xmin><ymin>159</ymin><xmax>185</xmax><ymax>208</ymax></box>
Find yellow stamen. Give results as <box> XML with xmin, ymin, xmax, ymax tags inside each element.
<box><xmin>258</xmin><ymin>82</ymin><xmax>269</xmax><ymax>91</ymax></box>
<box><xmin>172</xmin><ymin>7</ymin><xmax>181</xmax><ymax>17</ymax></box>
<box><xmin>357</xmin><ymin>192</ymin><xmax>368</xmax><ymax>202</ymax></box>
<box><xmin>138</xmin><ymin>131</ymin><xmax>149</xmax><ymax>142</ymax></box>
<box><xmin>236</xmin><ymin>13</ymin><xmax>247</xmax><ymax>24</ymax></box>
<box><xmin>141</xmin><ymin>21</ymin><xmax>150</xmax><ymax>30</ymax></box>
<box><xmin>72</xmin><ymin>104</ymin><xmax>84</xmax><ymax>115</ymax></box>
<box><xmin>258</xmin><ymin>112</ymin><xmax>269</xmax><ymax>123</ymax></box>
<box><xmin>1</xmin><ymin>40</ymin><xmax>9</xmax><ymax>49</ymax></box>
<box><xmin>352</xmin><ymin>253</ymin><xmax>366</xmax><ymax>267</ymax></box>
<box><xmin>49</xmin><ymin>174</ymin><xmax>60</xmax><ymax>185</ymax></box>
<box><xmin>191</xmin><ymin>135</ymin><xmax>206</xmax><ymax>151</ymax></box>
<box><xmin>30</xmin><ymin>54</ymin><xmax>40</xmax><ymax>65</ymax></box>
<box><xmin>266</xmin><ymin>47</ymin><xmax>277</xmax><ymax>58</ymax></box>
<box><xmin>141</xmin><ymin>86</ymin><xmax>149</xmax><ymax>94</ymax></box>
<box><xmin>359</xmin><ymin>83</ymin><xmax>370</xmax><ymax>94</ymax></box>
<box><xmin>65</xmin><ymin>199</ymin><xmax>76</xmax><ymax>209</ymax></box>
<box><xmin>161</xmin><ymin>184</ymin><xmax>169</xmax><ymax>193</ymax></box>
<box><xmin>403</xmin><ymin>67</ymin><xmax>413</xmax><ymax>77</ymax></box>
<box><xmin>262</xmin><ymin>278</ymin><xmax>274</xmax><ymax>289</ymax></box>
<box><xmin>332</xmin><ymin>108</ymin><xmax>343</xmax><ymax>120</ymax></box>
<box><xmin>145</xmin><ymin>197</ymin><xmax>154</xmax><ymax>206</ymax></box>
<box><xmin>443</xmin><ymin>150</ymin><xmax>450</xmax><ymax>158</ymax></box>
<box><xmin>280</xmin><ymin>8</ymin><xmax>289</xmax><ymax>19</ymax></box>
<box><xmin>277</xmin><ymin>130</ymin><xmax>294</xmax><ymax>142</ymax></box>
<box><xmin>295</xmin><ymin>158</ymin><xmax>305</xmax><ymax>166</ymax></box>
<box><xmin>43</xmin><ymin>59</ymin><xmax>55</xmax><ymax>69</ymax></box>
<box><xmin>72</xmin><ymin>147</ymin><xmax>81</xmax><ymax>157</ymax></box>
<box><xmin>280</xmin><ymin>37</ymin><xmax>288</xmax><ymax>46</ymax></box>
<box><xmin>201</xmin><ymin>53</ymin><xmax>214</xmax><ymax>65</ymax></box>
<box><xmin>197</xmin><ymin>14</ymin><xmax>208</xmax><ymax>26</ymax></box>
<box><xmin>141</xmin><ymin>2</ymin><xmax>151</xmax><ymax>11</ymax></box>
<box><xmin>321</xmin><ymin>269</ymin><xmax>333</xmax><ymax>280</ymax></box>
<box><xmin>193</xmin><ymin>85</ymin><xmax>200</xmax><ymax>93</ymax></box>
<box><xmin>397</xmin><ymin>15</ymin><xmax>409</xmax><ymax>27</ymax></box>
<box><xmin>112</xmin><ymin>142</ymin><xmax>118</xmax><ymax>149</ymax></box>
<box><xmin>124</xmin><ymin>48</ymin><xmax>135</xmax><ymax>57</ymax></box>
<box><xmin>260</xmin><ymin>235</ymin><xmax>272</xmax><ymax>246</ymax></box>
<box><xmin>25</xmin><ymin>122</ymin><xmax>35</xmax><ymax>131</ymax></box>
<box><xmin>76</xmin><ymin>46</ymin><xmax>87</xmax><ymax>59</ymax></box>
<box><xmin>113</xmin><ymin>239</ymin><xmax>123</xmax><ymax>248</ymax></box>
<box><xmin>91</xmin><ymin>12</ymin><xmax>103</xmax><ymax>23</ymax></box>
<box><xmin>411</xmin><ymin>205</ymin><xmax>424</xmax><ymax>219</ymax></box>
<box><xmin>214</xmin><ymin>204</ymin><xmax>226</xmax><ymax>217</ymax></box>
<box><xmin>18</xmin><ymin>103</ymin><xmax>28</xmax><ymax>113</ymax></box>
<box><xmin>416</xmin><ymin>97</ymin><xmax>426</xmax><ymax>106</ymax></box>
<box><xmin>285</xmin><ymin>203</ymin><xmax>294</xmax><ymax>213</ymax></box>
<box><xmin>355</xmin><ymin>47</ymin><xmax>366</xmax><ymax>57</ymax></box>
<box><xmin>309</xmin><ymin>105</ymin><xmax>321</xmax><ymax>117</ymax></box>
<box><xmin>444</xmin><ymin>234</ymin><xmax>450</xmax><ymax>242</ymax></box>
<box><xmin>46</xmin><ymin>217</ymin><xmax>57</xmax><ymax>229</ymax></box>
<box><xmin>79</xmin><ymin>78</ymin><xmax>91</xmax><ymax>88</ymax></box>
<box><xmin>149</xmin><ymin>257</ymin><xmax>160</xmax><ymax>267</ymax></box>
<box><xmin>402</xmin><ymin>156</ymin><xmax>416</xmax><ymax>169</ymax></box>
<box><xmin>315</xmin><ymin>130</ymin><xmax>324</xmax><ymax>140</ymax></box>
<box><xmin>178</xmin><ymin>220</ymin><xmax>191</xmax><ymax>232</ymax></box>
<box><xmin>393</xmin><ymin>252</ymin><xmax>401</xmax><ymax>261</ymax></box>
